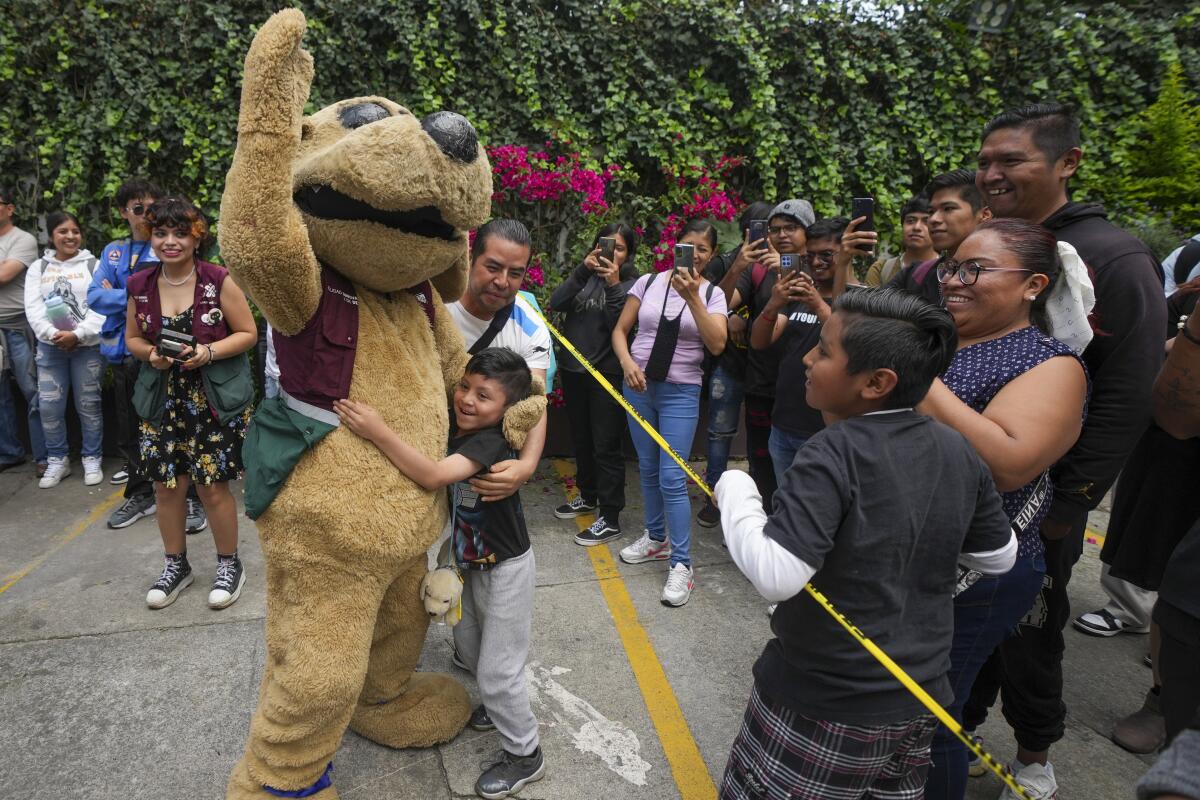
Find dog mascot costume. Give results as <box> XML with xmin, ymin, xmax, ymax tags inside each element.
<box><xmin>220</xmin><ymin>10</ymin><xmax>544</xmax><ymax>798</ymax></box>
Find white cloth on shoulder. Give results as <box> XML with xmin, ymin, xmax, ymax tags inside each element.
<box><xmin>1044</xmin><ymin>241</ymin><xmax>1096</xmax><ymax>354</ymax></box>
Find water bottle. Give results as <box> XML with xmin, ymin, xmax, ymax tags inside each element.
<box><xmin>45</xmin><ymin>295</ymin><xmax>76</xmax><ymax>331</ymax></box>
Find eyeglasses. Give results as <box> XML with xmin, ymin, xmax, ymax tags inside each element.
<box><xmin>807</xmin><ymin>250</ymin><xmax>836</xmax><ymax>263</ymax></box>
<box><xmin>125</xmin><ymin>204</ymin><xmax>147</xmax><ymax>216</ymax></box>
<box><xmin>937</xmin><ymin>259</ymin><xmax>1034</xmax><ymax>286</ymax></box>
<box><xmin>768</xmin><ymin>224</ymin><xmax>801</xmax><ymax>237</ymax></box>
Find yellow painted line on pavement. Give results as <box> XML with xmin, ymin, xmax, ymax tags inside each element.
<box><xmin>552</xmin><ymin>459</ymin><xmax>717</xmax><ymax>800</ymax></box>
<box><xmin>0</xmin><ymin>488</ymin><xmax>124</xmax><ymax>596</ymax></box>
<box><xmin>1086</xmin><ymin>527</ymin><xmax>1106</xmax><ymax>547</ymax></box>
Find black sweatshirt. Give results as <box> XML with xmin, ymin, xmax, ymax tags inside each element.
<box><xmin>1042</xmin><ymin>202</ymin><xmax>1167</xmax><ymax>529</ymax></box>
<box><xmin>548</xmin><ymin>261</ymin><xmax>640</xmax><ymax>376</ymax></box>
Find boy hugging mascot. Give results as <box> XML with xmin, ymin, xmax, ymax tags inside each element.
<box><xmin>220</xmin><ymin>10</ymin><xmax>544</xmax><ymax>798</ymax></box>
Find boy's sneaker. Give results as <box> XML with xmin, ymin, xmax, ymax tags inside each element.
<box><xmin>208</xmin><ymin>555</ymin><xmax>245</xmax><ymax>609</ymax></box>
<box><xmin>1000</xmin><ymin>761</ymin><xmax>1058</xmax><ymax>800</ymax></box>
<box><xmin>469</xmin><ymin>704</ymin><xmax>496</xmax><ymax>731</ymax></box>
<box><xmin>965</xmin><ymin>730</ymin><xmax>985</xmax><ymax>777</ymax></box>
<box><xmin>110</xmin><ymin>463</ymin><xmax>130</xmax><ymax>484</ymax></box>
<box><xmin>82</xmin><ymin>456</ymin><xmax>104</xmax><ymax>486</ymax></box>
<box><xmin>108</xmin><ymin>494</ymin><xmax>157</xmax><ymax>529</ymax></box>
<box><xmin>661</xmin><ymin>563</ymin><xmax>694</xmax><ymax>607</ymax></box>
<box><xmin>38</xmin><ymin>456</ymin><xmax>71</xmax><ymax>489</ymax></box>
<box><xmin>475</xmin><ymin>747</ymin><xmax>545</xmax><ymax>800</ymax></box>
<box><xmin>696</xmin><ymin>498</ymin><xmax>720</xmax><ymax>528</ymax></box>
<box><xmin>574</xmin><ymin>517</ymin><xmax>621</xmax><ymax>547</ymax></box>
<box><xmin>554</xmin><ymin>496</ymin><xmax>596</xmax><ymax>519</ymax></box>
<box><xmin>146</xmin><ymin>554</ymin><xmax>193</xmax><ymax>609</ymax></box>
<box><xmin>619</xmin><ymin>531</ymin><xmax>669</xmax><ymax>564</ymax></box>
<box><xmin>185</xmin><ymin>497</ymin><xmax>208</xmax><ymax>534</ymax></box>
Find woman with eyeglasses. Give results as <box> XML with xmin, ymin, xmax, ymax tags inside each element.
<box><xmin>919</xmin><ymin>218</ymin><xmax>1091</xmax><ymax>800</ymax></box>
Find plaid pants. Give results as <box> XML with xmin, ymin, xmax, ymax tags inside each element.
<box><xmin>721</xmin><ymin>683</ymin><xmax>938</xmax><ymax>800</ymax></box>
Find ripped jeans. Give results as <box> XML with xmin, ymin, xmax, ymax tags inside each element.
<box><xmin>36</xmin><ymin>342</ymin><xmax>104</xmax><ymax>459</ymax></box>
<box><xmin>704</xmin><ymin>365</ymin><xmax>745</xmax><ymax>488</ymax></box>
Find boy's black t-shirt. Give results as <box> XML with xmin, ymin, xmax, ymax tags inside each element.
<box><xmin>449</xmin><ymin>424</ymin><xmax>530</xmax><ymax>568</ymax></box>
<box><xmin>755</xmin><ymin>411</ymin><xmax>1012</xmax><ymax>724</ymax></box>
<box><xmin>770</xmin><ymin>300</ymin><xmax>827</xmax><ymax>438</ymax></box>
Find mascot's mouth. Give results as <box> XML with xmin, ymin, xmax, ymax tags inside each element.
<box><xmin>294</xmin><ymin>185</ymin><xmax>459</xmax><ymax>242</ymax></box>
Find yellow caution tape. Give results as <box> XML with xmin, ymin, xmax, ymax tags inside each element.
<box><xmin>529</xmin><ymin>303</ymin><xmax>1033</xmax><ymax>800</ymax></box>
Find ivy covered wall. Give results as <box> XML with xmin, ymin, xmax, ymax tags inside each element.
<box><xmin>2</xmin><ymin>0</ymin><xmax>1197</xmax><ymax>263</ymax></box>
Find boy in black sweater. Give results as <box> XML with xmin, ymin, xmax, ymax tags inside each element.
<box><xmin>714</xmin><ymin>289</ymin><xmax>1016</xmax><ymax>800</ymax></box>
<box><xmin>335</xmin><ymin>347</ymin><xmax>544</xmax><ymax>800</ymax></box>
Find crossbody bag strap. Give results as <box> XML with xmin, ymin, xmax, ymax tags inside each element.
<box><xmin>468</xmin><ymin>301</ymin><xmax>515</xmax><ymax>355</ymax></box>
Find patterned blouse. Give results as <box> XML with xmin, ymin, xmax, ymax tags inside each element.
<box><xmin>942</xmin><ymin>326</ymin><xmax>1088</xmax><ymax>557</ymax></box>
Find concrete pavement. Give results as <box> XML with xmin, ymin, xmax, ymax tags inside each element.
<box><xmin>0</xmin><ymin>457</ymin><xmax>1152</xmax><ymax>799</ymax></box>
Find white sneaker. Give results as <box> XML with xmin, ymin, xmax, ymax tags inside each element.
<box><xmin>38</xmin><ymin>456</ymin><xmax>71</xmax><ymax>489</ymax></box>
<box><xmin>82</xmin><ymin>456</ymin><xmax>103</xmax><ymax>486</ymax></box>
<box><xmin>661</xmin><ymin>563</ymin><xmax>694</xmax><ymax>607</ymax></box>
<box><xmin>1000</xmin><ymin>761</ymin><xmax>1059</xmax><ymax>800</ymax></box>
<box><xmin>619</xmin><ymin>531</ymin><xmax>670</xmax><ymax>564</ymax></box>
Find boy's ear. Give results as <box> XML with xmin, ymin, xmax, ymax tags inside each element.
<box><xmin>860</xmin><ymin>368</ymin><xmax>899</xmax><ymax>402</ymax></box>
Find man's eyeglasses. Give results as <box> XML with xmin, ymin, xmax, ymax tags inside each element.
<box><xmin>806</xmin><ymin>250</ymin><xmax>836</xmax><ymax>263</ymax></box>
<box><xmin>768</xmin><ymin>224</ymin><xmax>801</xmax><ymax>237</ymax></box>
<box><xmin>936</xmin><ymin>259</ymin><xmax>1034</xmax><ymax>286</ymax></box>
<box><xmin>125</xmin><ymin>203</ymin><xmax>147</xmax><ymax>216</ymax></box>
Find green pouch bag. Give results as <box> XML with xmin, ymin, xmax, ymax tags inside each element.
<box><xmin>131</xmin><ymin>365</ymin><xmax>168</xmax><ymax>427</ymax></box>
<box><xmin>202</xmin><ymin>354</ymin><xmax>255</xmax><ymax>425</ymax></box>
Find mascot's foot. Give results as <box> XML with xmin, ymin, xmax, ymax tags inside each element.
<box><xmin>227</xmin><ymin>755</ymin><xmax>339</xmax><ymax>800</ymax></box>
<box><xmin>350</xmin><ymin>672</ymin><xmax>471</xmax><ymax>748</ymax></box>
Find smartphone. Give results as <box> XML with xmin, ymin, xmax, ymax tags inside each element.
<box><xmin>674</xmin><ymin>243</ymin><xmax>695</xmax><ymax>275</ymax></box>
<box><xmin>852</xmin><ymin>197</ymin><xmax>875</xmax><ymax>256</ymax></box>
<box><xmin>749</xmin><ymin>219</ymin><xmax>769</xmax><ymax>248</ymax></box>
<box><xmin>779</xmin><ymin>254</ymin><xmax>799</xmax><ymax>276</ymax></box>
<box><xmin>598</xmin><ymin>236</ymin><xmax>616</xmax><ymax>265</ymax></box>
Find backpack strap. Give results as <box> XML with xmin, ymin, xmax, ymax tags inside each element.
<box><xmin>468</xmin><ymin>301</ymin><xmax>515</xmax><ymax>355</ymax></box>
<box><xmin>910</xmin><ymin>257</ymin><xmax>940</xmax><ymax>288</ymax></box>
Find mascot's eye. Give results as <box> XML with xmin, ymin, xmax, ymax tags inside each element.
<box><xmin>339</xmin><ymin>102</ymin><xmax>391</xmax><ymax>129</ymax></box>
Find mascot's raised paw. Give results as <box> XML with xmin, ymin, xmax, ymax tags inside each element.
<box><xmin>239</xmin><ymin>8</ymin><xmax>314</xmax><ymax>137</ymax></box>
<box><xmin>503</xmin><ymin>374</ymin><xmax>547</xmax><ymax>451</ymax></box>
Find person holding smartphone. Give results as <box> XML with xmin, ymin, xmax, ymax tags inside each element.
<box><xmin>548</xmin><ymin>223</ymin><xmax>641</xmax><ymax>546</ymax></box>
<box><xmin>611</xmin><ymin>219</ymin><xmax>727</xmax><ymax>607</ymax></box>
<box><xmin>125</xmin><ymin>197</ymin><xmax>257</xmax><ymax>611</ymax></box>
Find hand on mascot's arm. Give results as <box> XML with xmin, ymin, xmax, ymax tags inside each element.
<box><xmin>470</xmin><ymin>369</ymin><xmax>547</xmax><ymax>502</ymax></box>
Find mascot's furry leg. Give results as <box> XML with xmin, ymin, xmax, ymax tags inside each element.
<box><xmin>349</xmin><ymin>557</ymin><xmax>471</xmax><ymax>745</ymax></box>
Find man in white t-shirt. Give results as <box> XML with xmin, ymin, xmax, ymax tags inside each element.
<box><xmin>446</xmin><ymin>219</ymin><xmax>549</xmax><ymax>500</ymax></box>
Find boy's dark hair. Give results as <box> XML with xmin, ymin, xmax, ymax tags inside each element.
<box><xmin>982</xmin><ymin>102</ymin><xmax>1081</xmax><ymax>162</ymax></box>
<box><xmin>900</xmin><ymin>195</ymin><xmax>931</xmax><ymax>219</ymax></box>
<box><xmin>833</xmin><ymin>288</ymin><xmax>959</xmax><ymax>409</ymax></box>
<box><xmin>0</xmin><ymin>186</ymin><xmax>14</xmax><ymax>205</ymax></box>
<box><xmin>738</xmin><ymin>201</ymin><xmax>775</xmax><ymax>234</ymax></box>
<box><xmin>465</xmin><ymin>347</ymin><xmax>532</xmax><ymax>406</ymax></box>
<box><xmin>806</xmin><ymin>216</ymin><xmax>849</xmax><ymax>242</ymax></box>
<box><xmin>116</xmin><ymin>178</ymin><xmax>163</xmax><ymax>208</ymax></box>
<box><xmin>591</xmin><ymin>222</ymin><xmax>639</xmax><ymax>268</ymax></box>
<box><xmin>46</xmin><ymin>210</ymin><xmax>82</xmax><ymax>238</ymax></box>
<box><xmin>471</xmin><ymin>218</ymin><xmax>531</xmax><ymax>264</ymax></box>
<box><xmin>680</xmin><ymin>218</ymin><xmax>719</xmax><ymax>250</ymax></box>
<box><xmin>924</xmin><ymin>169</ymin><xmax>985</xmax><ymax>213</ymax></box>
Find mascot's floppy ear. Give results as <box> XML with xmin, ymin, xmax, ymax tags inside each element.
<box><xmin>502</xmin><ymin>374</ymin><xmax>547</xmax><ymax>451</ymax></box>
<box><xmin>430</xmin><ymin>248</ymin><xmax>469</xmax><ymax>305</ymax></box>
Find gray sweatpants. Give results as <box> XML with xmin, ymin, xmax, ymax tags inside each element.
<box><xmin>452</xmin><ymin>547</ymin><xmax>539</xmax><ymax>756</ymax></box>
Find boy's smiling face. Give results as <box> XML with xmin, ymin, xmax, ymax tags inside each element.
<box><xmin>453</xmin><ymin>372</ymin><xmax>510</xmax><ymax>432</ymax></box>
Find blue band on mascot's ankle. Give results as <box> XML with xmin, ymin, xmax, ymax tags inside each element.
<box><xmin>264</xmin><ymin>763</ymin><xmax>333</xmax><ymax>797</ymax></box>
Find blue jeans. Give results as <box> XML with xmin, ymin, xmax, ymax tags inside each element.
<box><xmin>704</xmin><ymin>365</ymin><xmax>744</xmax><ymax>489</ymax></box>
<box><xmin>925</xmin><ymin>550</ymin><xmax>1046</xmax><ymax>800</ymax></box>
<box><xmin>35</xmin><ymin>342</ymin><xmax>104</xmax><ymax>459</ymax></box>
<box><xmin>0</xmin><ymin>328</ymin><xmax>47</xmax><ymax>464</ymax></box>
<box><xmin>624</xmin><ymin>381</ymin><xmax>701</xmax><ymax>567</ymax></box>
<box><xmin>768</xmin><ymin>425</ymin><xmax>810</xmax><ymax>486</ymax></box>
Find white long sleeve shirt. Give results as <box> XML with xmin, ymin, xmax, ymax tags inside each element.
<box><xmin>23</xmin><ymin>249</ymin><xmax>105</xmax><ymax>346</ymax></box>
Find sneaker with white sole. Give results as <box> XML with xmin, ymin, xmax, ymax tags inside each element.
<box><xmin>554</xmin><ymin>496</ymin><xmax>597</xmax><ymax>519</ymax></box>
<box><xmin>1073</xmin><ymin>608</ymin><xmax>1150</xmax><ymax>636</ymax></box>
<box><xmin>619</xmin><ymin>531</ymin><xmax>670</xmax><ymax>564</ymax></box>
<box><xmin>185</xmin><ymin>496</ymin><xmax>208</xmax><ymax>534</ymax></box>
<box><xmin>146</xmin><ymin>554</ymin><xmax>193</xmax><ymax>609</ymax></box>
<box><xmin>110</xmin><ymin>464</ymin><xmax>129</xmax><ymax>484</ymax></box>
<box><xmin>965</xmin><ymin>729</ymin><xmax>985</xmax><ymax>777</ymax></box>
<box><xmin>661</xmin><ymin>563</ymin><xmax>694</xmax><ymax>607</ymax></box>
<box><xmin>208</xmin><ymin>554</ymin><xmax>245</xmax><ymax>609</ymax></box>
<box><xmin>82</xmin><ymin>456</ymin><xmax>103</xmax><ymax>486</ymax></box>
<box><xmin>1000</xmin><ymin>760</ymin><xmax>1058</xmax><ymax>800</ymax></box>
<box><xmin>475</xmin><ymin>747</ymin><xmax>545</xmax><ymax>800</ymax></box>
<box><xmin>38</xmin><ymin>456</ymin><xmax>71</xmax><ymax>489</ymax></box>
<box><xmin>574</xmin><ymin>516</ymin><xmax>621</xmax><ymax>547</ymax></box>
<box><xmin>108</xmin><ymin>494</ymin><xmax>157</xmax><ymax>529</ymax></box>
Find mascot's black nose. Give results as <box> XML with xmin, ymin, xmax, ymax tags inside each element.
<box><xmin>421</xmin><ymin>112</ymin><xmax>478</xmax><ymax>163</ymax></box>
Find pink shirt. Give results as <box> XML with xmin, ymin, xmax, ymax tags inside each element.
<box><xmin>628</xmin><ymin>273</ymin><xmax>727</xmax><ymax>386</ymax></box>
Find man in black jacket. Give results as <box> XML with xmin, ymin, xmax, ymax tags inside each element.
<box><xmin>962</xmin><ymin>103</ymin><xmax>1167</xmax><ymax>799</ymax></box>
